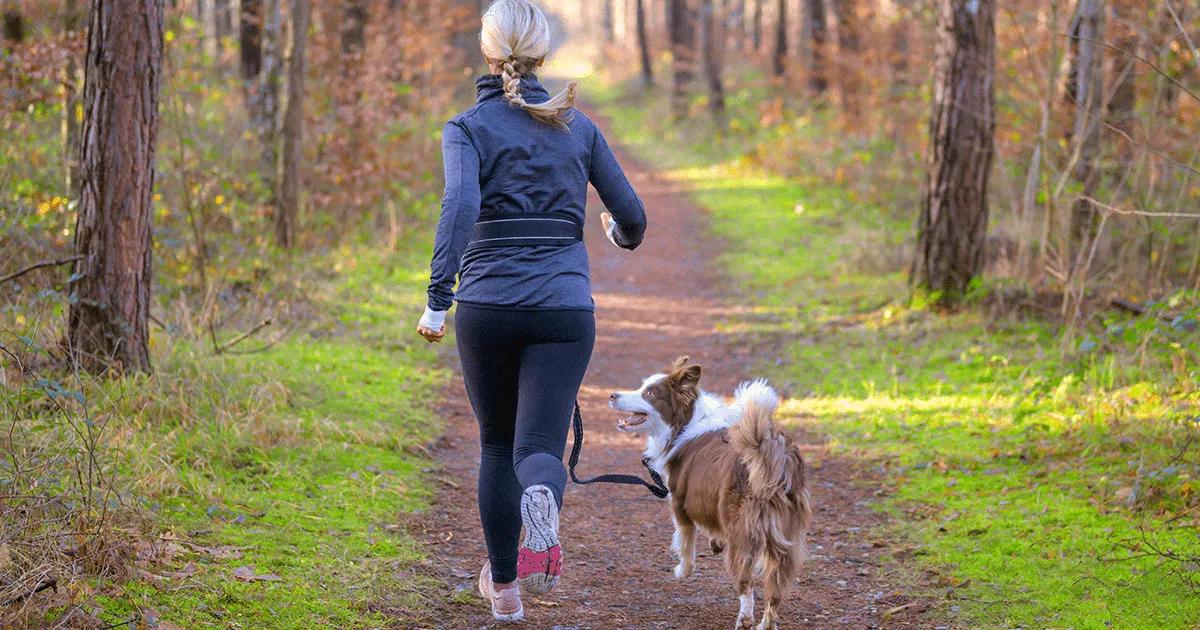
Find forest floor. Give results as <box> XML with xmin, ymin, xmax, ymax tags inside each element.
<box><xmin>387</xmin><ymin>113</ymin><xmax>936</xmax><ymax>629</ymax></box>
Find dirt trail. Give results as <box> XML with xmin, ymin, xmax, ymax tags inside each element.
<box><xmin>393</xmin><ymin>120</ymin><xmax>926</xmax><ymax>629</ymax></box>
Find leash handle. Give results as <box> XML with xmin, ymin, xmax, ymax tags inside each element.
<box><xmin>568</xmin><ymin>401</ymin><xmax>669</xmax><ymax>499</ymax></box>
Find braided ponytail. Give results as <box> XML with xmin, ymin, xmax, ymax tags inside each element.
<box><xmin>482</xmin><ymin>0</ymin><xmax>577</xmax><ymax>129</ymax></box>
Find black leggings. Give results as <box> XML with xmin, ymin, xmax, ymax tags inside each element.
<box><xmin>455</xmin><ymin>304</ymin><xmax>595</xmax><ymax>583</ymax></box>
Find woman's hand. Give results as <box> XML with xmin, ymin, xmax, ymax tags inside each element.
<box><xmin>601</xmin><ymin>211</ymin><xmax>615</xmax><ymax>234</ymax></box>
<box><xmin>417</xmin><ymin>324</ymin><xmax>445</xmax><ymax>343</ymax></box>
<box><xmin>417</xmin><ymin>307</ymin><xmax>447</xmax><ymax>343</ymax></box>
<box><xmin>601</xmin><ymin>212</ymin><xmax>623</xmax><ymax>248</ymax></box>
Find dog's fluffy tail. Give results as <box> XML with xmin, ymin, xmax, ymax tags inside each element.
<box><xmin>730</xmin><ymin>381</ymin><xmax>811</xmax><ymax>565</ymax></box>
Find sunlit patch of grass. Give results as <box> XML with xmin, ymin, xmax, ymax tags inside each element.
<box><xmin>593</xmin><ymin>75</ymin><xmax>1200</xmax><ymax>628</ymax></box>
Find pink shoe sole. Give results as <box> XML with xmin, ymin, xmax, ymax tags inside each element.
<box><xmin>517</xmin><ymin>485</ymin><xmax>562</xmax><ymax>594</ymax></box>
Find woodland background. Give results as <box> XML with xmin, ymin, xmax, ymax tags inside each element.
<box><xmin>2</xmin><ymin>0</ymin><xmax>1199</xmax><ymax>627</ymax></box>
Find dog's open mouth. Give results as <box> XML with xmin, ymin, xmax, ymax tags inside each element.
<box><xmin>616</xmin><ymin>412</ymin><xmax>648</xmax><ymax>432</ymax></box>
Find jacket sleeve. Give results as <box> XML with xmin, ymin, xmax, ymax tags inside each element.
<box><xmin>588</xmin><ymin>126</ymin><xmax>646</xmax><ymax>250</ymax></box>
<box><xmin>426</xmin><ymin>121</ymin><xmax>482</xmax><ymax>312</ymax></box>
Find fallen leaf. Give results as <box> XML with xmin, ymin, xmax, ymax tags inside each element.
<box><xmin>232</xmin><ymin>566</ymin><xmax>282</xmax><ymax>582</ymax></box>
<box><xmin>164</xmin><ymin>562</ymin><xmax>198</xmax><ymax>580</ymax></box>
<box><xmin>187</xmin><ymin>543</ymin><xmax>249</xmax><ymax>559</ymax></box>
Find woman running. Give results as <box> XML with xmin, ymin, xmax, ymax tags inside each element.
<box><xmin>415</xmin><ymin>0</ymin><xmax>647</xmax><ymax>622</ymax></box>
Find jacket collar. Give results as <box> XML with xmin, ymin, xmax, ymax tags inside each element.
<box><xmin>475</xmin><ymin>73</ymin><xmax>550</xmax><ymax>104</ymax></box>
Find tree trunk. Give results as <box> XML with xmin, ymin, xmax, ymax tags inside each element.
<box><xmin>276</xmin><ymin>0</ymin><xmax>309</xmax><ymax>249</ymax></box>
<box><xmin>1067</xmin><ymin>0</ymin><xmax>1104</xmax><ymax>243</ymax></box>
<box><xmin>215</xmin><ymin>0</ymin><xmax>233</xmax><ymax>38</ymax></box>
<box><xmin>62</xmin><ymin>0</ymin><xmax>84</xmax><ymax>195</ymax></box>
<box><xmin>823</xmin><ymin>0</ymin><xmax>859</xmax><ymax>116</ymax></box>
<box><xmin>199</xmin><ymin>0</ymin><xmax>219</xmax><ymax>59</ymax></box>
<box><xmin>240</xmin><ymin>0</ymin><xmax>264</xmax><ymax>84</ymax></box>
<box><xmin>1107</xmin><ymin>0</ymin><xmax>1135</xmax><ymax>168</ymax></box>
<box><xmin>341</xmin><ymin>0</ymin><xmax>368</xmax><ymax>55</ymax></box>
<box><xmin>603</xmin><ymin>0</ymin><xmax>615</xmax><ymax>42</ymax></box>
<box><xmin>669</xmin><ymin>0</ymin><xmax>696</xmax><ymax>118</ymax></box>
<box><xmin>801</xmin><ymin>0</ymin><xmax>826</xmax><ymax>92</ymax></box>
<box><xmin>885</xmin><ymin>0</ymin><xmax>910</xmax><ymax>95</ymax></box>
<box><xmin>911</xmin><ymin>0</ymin><xmax>995</xmax><ymax>304</ymax></box>
<box><xmin>731</xmin><ymin>0</ymin><xmax>746</xmax><ymax>52</ymax></box>
<box><xmin>258</xmin><ymin>0</ymin><xmax>283</xmax><ymax>203</ymax></box>
<box><xmin>701</xmin><ymin>0</ymin><xmax>726</xmax><ymax>117</ymax></box>
<box><xmin>752</xmin><ymin>0</ymin><xmax>763</xmax><ymax>51</ymax></box>
<box><xmin>68</xmin><ymin>0</ymin><xmax>165</xmax><ymax>374</ymax></box>
<box><xmin>339</xmin><ymin>0</ymin><xmax>369</xmax><ymax>106</ymax></box>
<box><xmin>2</xmin><ymin>0</ymin><xmax>23</xmax><ymax>46</ymax></box>
<box><xmin>771</xmin><ymin>0</ymin><xmax>787</xmax><ymax>77</ymax></box>
<box><xmin>636</xmin><ymin>0</ymin><xmax>655</xmax><ymax>86</ymax></box>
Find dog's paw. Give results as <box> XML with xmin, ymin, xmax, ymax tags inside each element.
<box><xmin>673</xmin><ymin>562</ymin><xmax>694</xmax><ymax>579</ymax></box>
<box><xmin>754</xmin><ymin>618</ymin><xmax>778</xmax><ymax>630</ymax></box>
<box><xmin>734</xmin><ymin>613</ymin><xmax>754</xmax><ymax>629</ymax></box>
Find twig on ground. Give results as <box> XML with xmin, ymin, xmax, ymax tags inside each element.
<box><xmin>2</xmin><ymin>577</ymin><xmax>57</xmax><ymax>607</ymax></box>
<box><xmin>0</xmin><ymin>256</ymin><xmax>83</xmax><ymax>286</ymax></box>
<box><xmin>882</xmin><ymin>601</ymin><xmax>920</xmax><ymax>617</ymax></box>
<box><xmin>211</xmin><ymin>318</ymin><xmax>273</xmax><ymax>355</ymax></box>
<box><xmin>1111</xmin><ymin>297</ymin><xmax>1186</xmax><ymax>323</ymax></box>
<box><xmin>221</xmin><ymin>323</ymin><xmax>296</xmax><ymax>356</ymax></box>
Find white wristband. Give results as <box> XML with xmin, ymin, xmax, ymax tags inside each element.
<box><xmin>605</xmin><ymin>220</ymin><xmax>622</xmax><ymax>248</ymax></box>
<box><xmin>418</xmin><ymin>307</ymin><xmax>446</xmax><ymax>331</ymax></box>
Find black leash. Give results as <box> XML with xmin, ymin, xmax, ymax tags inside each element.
<box><xmin>568</xmin><ymin>401</ymin><xmax>670</xmax><ymax>499</ymax></box>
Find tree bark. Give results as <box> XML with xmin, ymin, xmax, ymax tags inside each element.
<box><xmin>214</xmin><ymin>0</ymin><xmax>233</xmax><ymax>39</ymax></box>
<box><xmin>911</xmin><ymin>0</ymin><xmax>995</xmax><ymax>304</ymax></box>
<box><xmin>1107</xmin><ymin>0</ymin><xmax>1135</xmax><ymax>167</ymax></box>
<box><xmin>669</xmin><ymin>0</ymin><xmax>696</xmax><ymax>118</ymax></box>
<box><xmin>884</xmin><ymin>0</ymin><xmax>910</xmax><ymax>96</ymax></box>
<box><xmin>752</xmin><ymin>0</ymin><xmax>763</xmax><ymax>51</ymax></box>
<box><xmin>771</xmin><ymin>0</ymin><xmax>787</xmax><ymax>77</ymax></box>
<box><xmin>62</xmin><ymin>0</ymin><xmax>84</xmax><ymax>195</ymax></box>
<box><xmin>800</xmin><ymin>0</ymin><xmax>826</xmax><ymax>92</ymax></box>
<box><xmin>731</xmin><ymin>0</ymin><xmax>746</xmax><ymax>52</ymax></box>
<box><xmin>823</xmin><ymin>0</ymin><xmax>859</xmax><ymax>116</ymax></box>
<box><xmin>1067</xmin><ymin>0</ymin><xmax>1104</xmax><ymax>243</ymax></box>
<box><xmin>2</xmin><ymin>0</ymin><xmax>23</xmax><ymax>46</ymax></box>
<box><xmin>701</xmin><ymin>0</ymin><xmax>726</xmax><ymax>117</ymax></box>
<box><xmin>68</xmin><ymin>0</ymin><xmax>165</xmax><ymax>374</ymax></box>
<box><xmin>199</xmin><ymin>0</ymin><xmax>219</xmax><ymax>58</ymax></box>
<box><xmin>636</xmin><ymin>0</ymin><xmax>655</xmax><ymax>86</ymax></box>
<box><xmin>258</xmin><ymin>0</ymin><xmax>283</xmax><ymax>203</ymax></box>
<box><xmin>603</xmin><ymin>0</ymin><xmax>615</xmax><ymax>42</ymax></box>
<box><xmin>341</xmin><ymin>0</ymin><xmax>368</xmax><ymax>55</ymax></box>
<box><xmin>239</xmin><ymin>0</ymin><xmax>264</xmax><ymax>83</ymax></box>
<box><xmin>276</xmin><ymin>0</ymin><xmax>309</xmax><ymax>249</ymax></box>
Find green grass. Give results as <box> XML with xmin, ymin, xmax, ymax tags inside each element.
<box><xmin>5</xmin><ymin>242</ymin><xmax>447</xmax><ymax>629</ymax></box>
<box><xmin>591</xmin><ymin>75</ymin><xmax>1200</xmax><ymax>629</ymax></box>
<box><xmin>116</xmin><ymin>245</ymin><xmax>446</xmax><ymax>629</ymax></box>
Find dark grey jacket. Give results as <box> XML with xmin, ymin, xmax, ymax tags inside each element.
<box><xmin>426</xmin><ymin>75</ymin><xmax>647</xmax><ymax>312</ymax></box>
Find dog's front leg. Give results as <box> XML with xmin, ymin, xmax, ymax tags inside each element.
<box><xmin>671</xmin><ymin>515</ymin><xmax>697</xmax><ymax>579</ymax></box>
<box><xmin>735</xmin><ymin>586</ymin><xmax>755</xmax><ymax>629</ymax></box>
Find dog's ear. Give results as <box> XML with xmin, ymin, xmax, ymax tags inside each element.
<box><xmin>672</xmin><ymin>355</ymin><xmax>691</xmax><ymax>370</ymax></box>
<box><xmin>673</xmin><ymin>363</ymin><xmax>702</xmax><ymax>389</ymax></box>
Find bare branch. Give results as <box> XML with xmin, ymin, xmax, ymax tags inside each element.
<box><xmin>0</xmin><ymin>256</ymin><xmax>83</xmax><ymax>286</ymax></box>
<box><xmin>1062</xmin><ymin>33</ymin><xmax>1200</xmax><ymax>105</ymax></box>
<box><xmin>1083</xmin><ymin>196</ymin><xmax>1200</xmax><ymax>220</ymax></box>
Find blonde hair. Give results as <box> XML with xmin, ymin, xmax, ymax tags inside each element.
<box><xmin>481</xmin><ymin>0</ymin><xmax>577</xmax><ymax>129</ymax></box>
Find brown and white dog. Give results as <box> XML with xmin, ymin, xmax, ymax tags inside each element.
<box><xmin>609</xmin><ymin>357</ymin><xmax>811</xmax><ymax>630</ymax></box>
